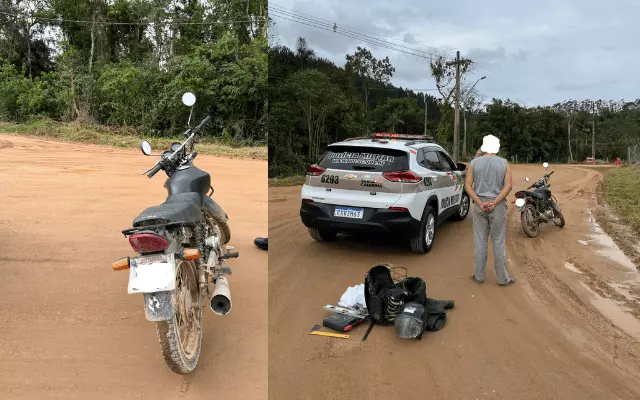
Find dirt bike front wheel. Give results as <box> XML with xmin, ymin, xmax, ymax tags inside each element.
<box><xmin>521</xmin><ymin>204</ymin><xmax>540</xmax><ymax>238</ymax></box>
<box><xmin>156</xmin><ymin>260</ymin><xmax>203</xmax><ymax>374</ymax></box>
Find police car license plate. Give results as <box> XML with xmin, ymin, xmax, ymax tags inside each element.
<box><xmin>334</xmin><ymin>207</ymin><xmax>364</xmax><ymax>219</ymax></box>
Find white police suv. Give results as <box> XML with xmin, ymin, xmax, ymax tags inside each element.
<box><xmin>300</xmin><ymin>133</ymin><xmax>470</xmax><ymax>253</ymax></box>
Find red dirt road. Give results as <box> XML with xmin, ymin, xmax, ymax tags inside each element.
<box><xmin>268</xmin><ymin>164</ymin><xmax>640</xmax><ymax>400</ymax></box>
<box><xmin>0</xmin><ymin>135</ymin><xmax>267</xmax><ymax>400</ymax></box>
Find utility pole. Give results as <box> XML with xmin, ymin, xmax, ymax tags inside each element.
<box><xmin>453</xmin><ymin>51</ymin><xmax>461</xmax><ymax>162</ymax></box>
<box><xmin>568</xmin><ymin>110</ymin><xmax>573</xmax><ymax>163</ymax></box>
<box><xmin>424</xmin><ymin>94</ymin><xmax>428</xmax><ymax>136</ymax></box>
<box><xmin>463</xmin><ymin>109</ymin><xmax>467</xmax><ymax>156</ymax></box>
<box><xmin>592</xmin><ymin>101</ymin><xmax>596</xmax><ymax>160</ymax></box>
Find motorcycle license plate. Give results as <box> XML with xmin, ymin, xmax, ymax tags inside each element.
<box><xmin>127</xmin><ymin>253</ymin><xmax>176</xmax><ymax>294</ymax></box>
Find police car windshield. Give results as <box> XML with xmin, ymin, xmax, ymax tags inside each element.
<box><xmin>318</xmin><ymin>145</ymin><xmax>409</xmax><ymax>172</ymax></box>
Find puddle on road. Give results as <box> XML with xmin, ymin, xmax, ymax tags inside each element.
<box><xmin>564</xmin><ymin>262</ymin><xmax>583</xmax><ymax>274</ymax></box>
<box><xmin>585</xmin><ymin>211</ymin><xmax>637</xmax><ymax>271</ymax></box>
<box><xmin>580</xmin><ymin>283</ymin><xmax>640</xmax><ymax>340</ymax></box>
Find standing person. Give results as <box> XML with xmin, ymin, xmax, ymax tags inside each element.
<box><xmin>464</xmin><ymin>135</ymin><xmax>516</xmax><ymax>286</ymax></box>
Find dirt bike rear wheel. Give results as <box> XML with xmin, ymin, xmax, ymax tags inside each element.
<box><xmin>521</xmin><ymin>204</ymin><xmax>540</xmax><ymax>238</ymax></box>
<box><xmin>156</xmin><ymin>260</ymin><xmax>203</xmax><ymax>374</ymax></box>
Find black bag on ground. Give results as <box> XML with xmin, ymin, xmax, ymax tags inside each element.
<box><xmin>364</xmin><ymin>264</ymin><xmax>398</xmax><ymax>325</ymax></box>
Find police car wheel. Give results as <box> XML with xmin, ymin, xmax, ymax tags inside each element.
<box><xmin>410</xmin><ymin>206</ymin><xmax>436</xmax><ymax>254</ymax></box>
<box><xmin>452</xmin><ymin>192</ymin><xmax>470</xmax><ymax>221</ymax></box>
<box><xmin>308</xmin><ymin>227</ymin><xmax>337</xmax><ymax>242</ymax></box>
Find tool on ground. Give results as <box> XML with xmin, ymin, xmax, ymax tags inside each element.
<box><xmin>323</xmin><ymin>305</ymin><xmax>367</xmax><ymax>319</ymax></box>
<box><xmin>362</xmin><ymin>320</ymin><xmax>375</xmax><ymax>342</ymax></box>
<box><xmin>323</xmin><ymin>313</ymin><xmax>365</xmax><ymax>332</ymax></box>
<box><xmin>309</xmin><ymin>324</ymin><xmax>349</xmax><ymax>339</ymax></box>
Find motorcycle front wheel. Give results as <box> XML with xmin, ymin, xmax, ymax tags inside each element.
<box><xmin>521</xmin><ymin>204</ymin><xmax>540</xmax><ymax>238</ymax></box>
<box><xmin>156</xmin><ymin>260</ymin><xmax>203</xmax><ymax>374</ymax></box>
<box><xmin>552</xmin><ymin>209</ymin><xmax>566</xmax><ymax>228</ymax></box>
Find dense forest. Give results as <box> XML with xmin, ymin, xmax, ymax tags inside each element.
<box><xmin>268</xmin><ymin>38</ymin><xmax>640</xmax><ymax>178</ymax></box>
<box><xmin>0</xmin><ymin>0</ymin><xmax>267</xmax><ymax>144</ymax></box>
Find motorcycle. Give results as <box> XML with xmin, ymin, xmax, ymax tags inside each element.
<box><xmin>111</xmin><ymin>92</ymin><xmax>238</xmax><ymax>374</ymax></box>
<box><xmin>514</xmin><ymin>162</ymin><xmax>566</xmax><ymax>238</ymax></box>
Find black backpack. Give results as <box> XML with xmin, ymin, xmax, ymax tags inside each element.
<box><xmin>363</xmin><ymin>264</ymin><xmax>397</xmax><ymax>326</ymax></box>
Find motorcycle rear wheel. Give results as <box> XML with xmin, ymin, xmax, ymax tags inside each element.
<box><xmin>521</xmin><ymin>204</ymin><xmax>540</xmax><ymax>238</ymax></box>
<box><xmin>552</xmin><ymin>209</ymin><xmax>566</xmax><ymax>228</ymax></box>
<box><xmin>156</xmin><ymin>260</ymin><xmax>203</xmax><ymax>374</ymax></box>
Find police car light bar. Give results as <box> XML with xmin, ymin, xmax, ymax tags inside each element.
<box><xmin>371</xmin><ymin>133</ymin><xmax>434</xmax><ymax>140</ymax></box>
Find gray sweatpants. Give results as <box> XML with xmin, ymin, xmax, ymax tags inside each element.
<box><xmin>472</xmin><ymin>201</ymin><xmax>511</xmax><ymax>284</ymax></box>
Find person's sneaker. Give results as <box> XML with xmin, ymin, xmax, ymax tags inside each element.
<box><xmin>498</xmin><ymin>277</ymin><xmax>516</xmax><ymax>286</ymax></box>
<box><xmin>254</xmin><ymin>237</ymin><xmax>268</xmax><ymax>251</ymax></box>
<box><xmin>471</xmin><ymin>274</ymin><xmax>484</xmax><ymax>284</ymax></box>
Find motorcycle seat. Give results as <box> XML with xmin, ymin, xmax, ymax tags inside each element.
<box><xmin>133</xmin><ymin>192</ymin><xmax>202</xmax><ymax>227</ymax></box>
<box><xmin>521</xmin><ymin>190</ymin><xmax>546</xmax><ymax>200</ymax></box>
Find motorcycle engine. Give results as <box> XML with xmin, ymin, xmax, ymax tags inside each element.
<box><xmin>544</xmin><ymin>209</ymin><xmax>555</xmax><ymax>220</ymax></box>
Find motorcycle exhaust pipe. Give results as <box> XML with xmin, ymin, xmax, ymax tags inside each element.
<box><xmin>210</xmin><ymin>276</ymin><xmax>232</xmax><ymax>315</ymax></box>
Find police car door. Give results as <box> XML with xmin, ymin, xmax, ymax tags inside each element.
<box><xmin>436</xmin><ymin>150</ymin><xmax>462</xmax><ymax>213</ymax></box>
<box><xmin>418</xmin><ymin>149</ymin><xmax>452</xmax><ymax>218</ymax></box>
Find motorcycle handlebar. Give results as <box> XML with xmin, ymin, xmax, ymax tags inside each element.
<box><xmin>193</xmin><ymin>116</ymin><xmax>211</xmax><ymax>133</ymax></box>
<box><xmin>147</xmin><ymin>163</ymin><xmax>163</xmax><ymax>178</ymax></box>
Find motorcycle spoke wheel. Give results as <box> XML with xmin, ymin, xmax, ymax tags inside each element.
<box><xmin>156</xmin><ymin>260</ymin><xmax>203</xmax><ymax>374</ymax></box>
<box><xmin>521</xmin><ymin>205</ymin><xmax>540</xmax><ymax>238</ymax></box>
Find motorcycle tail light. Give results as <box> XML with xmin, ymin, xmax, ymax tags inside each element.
<box><xmin>128</xmin><ymin>233</ymin><xmax>169</xmax><ymax>253</ymax></box>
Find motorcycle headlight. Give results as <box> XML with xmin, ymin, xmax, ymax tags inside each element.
<box><xmin>515</xmin><ymin>198</ymin><xmax>526</xmax><ymax>208</ymax></box>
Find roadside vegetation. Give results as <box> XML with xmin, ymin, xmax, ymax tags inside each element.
<box><xmin>603</xmin><ymin>166</ymin><xmax>640</xmax><ymax>233</ymax></box>
<box><xmin>0</xmin><ymin>0</ymin><xmax>267</xmax><ymax>152</ymax></box>
<box><xmin>268</xmin><ymin>175</ymin><xmax>305</xmax><ymax>187</ymax></box>
<box><xmin>0</xmin><ymin>120</ymin><xmax>266</xmax><ymax>159</ymax></box>
<box><xmin>268</xmin><ymin>35</ymin><xmax>640</xmax><ymax>179</ymax></box>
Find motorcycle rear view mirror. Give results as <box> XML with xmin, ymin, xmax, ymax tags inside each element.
<box><xmin>182</xmin><ymin>92</ymin><xmax>196</xmax><ymax>107</ymax></box>
<box><xmin>543</xmin><ymin>162</ymin><xmax>549</xmax><ymax>169</ymax></box>
<box><xmin>141</xmin><ymin>141</ymin><xmax>152</xmax><ymax>156</ymax></box>
<box><xmin>525</xmin><ymin>177</ymin><xmax>530</xmax><ymax>182</ymax></box>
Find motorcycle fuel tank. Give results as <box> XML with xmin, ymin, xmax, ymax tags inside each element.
<box><xmin>165</xmin><ymin>165</ymin><xmax>211</xmax><ymax>200</ymax></box>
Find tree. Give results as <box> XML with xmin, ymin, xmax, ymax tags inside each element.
<box><xmin>345</xmin><ymin>46</ymin><xmax>395</xmax><ymax>108</ymax></box>
<box><xmin>286</xmin><ymin>69</ymin><xmax>343</xmax><ymax>160</ymax></box>
<box><xmin>429</xmin><ymin>51</ymin><xmax>473</xmax><ymax>149</ymax></box>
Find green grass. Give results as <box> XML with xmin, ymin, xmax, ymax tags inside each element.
<box><xmin>268</xmin><ymin>175</ymin><xmax>305</xmax><ymax>187</ymax></box>
<box><xmin>603</xmin><ymin>166</ymin><xmax>640</xmax><ymax>233</ymax></box>
<box><xmin>0</xmin><ymin>120</ymin><xmax>267</xmax><ymax>160</ymax></box>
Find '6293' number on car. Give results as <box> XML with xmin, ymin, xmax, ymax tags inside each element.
<box><xmin>321</xmin><ymin>175</ymin><xmax>339</xmax><ymax>184</ymax></box>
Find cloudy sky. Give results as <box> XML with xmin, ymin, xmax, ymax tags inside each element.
<box><xmin>269</xmin><ymin>0</ymin><xmax>640</xmax><ymax>106</ymax></box>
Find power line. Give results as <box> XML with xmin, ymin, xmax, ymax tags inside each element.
<box><xmin>269</xmin><ymin>8</ymin><xmax>441</xmax><ymax>60</ymax></box>
<box><xmin>269</xmin><ymin>2</ymin><xmax>457</xmax><ymax>56</ymax></box>
<box><xmin>0</xmin><ymin>10</ymin><xmax>265</xmax><ymax>26</ymax></box>
<box><xmin>268</xmin><ymin>75</ymin><xmax>439</xmax><ymax>92</ymax></box>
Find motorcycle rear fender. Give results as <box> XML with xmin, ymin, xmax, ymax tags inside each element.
<box><xmin>204</xmin><ymin>196</ymin><xmax>228</xmax><ymax>222</ymax></box>
<box><xmin>143</xmin><ymin>291</ymin><xmax>174</xmax><ymax>321</ymax></box>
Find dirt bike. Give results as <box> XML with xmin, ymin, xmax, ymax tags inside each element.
<box><xmin>514</xmin><ymin>162</ymin><xmax>565</xmax><ymax>238</ymax></box>
<box><xmin>111</xmin><ymin>92</ymin><xmax>238</xmax><ymax>374</ymax></box>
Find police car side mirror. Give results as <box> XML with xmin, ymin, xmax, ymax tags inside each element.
<box><xmin>456</xmin><ymin>162</ymin><xmax>467</xmax><ymax>171</ymax></box>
